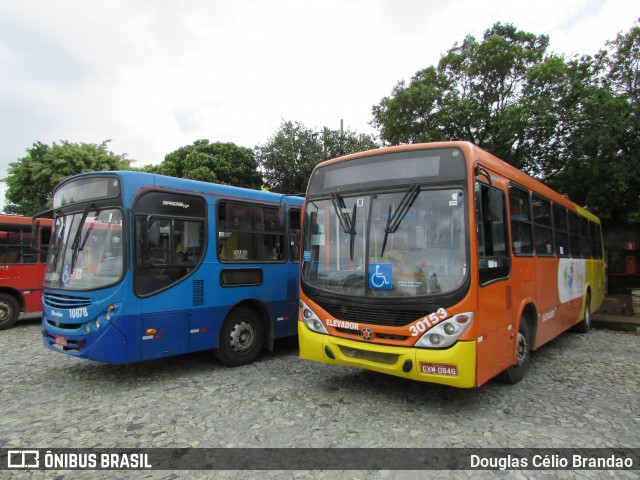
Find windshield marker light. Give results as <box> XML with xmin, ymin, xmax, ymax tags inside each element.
<box><xmin>414</xmin><ymin>312</ymin><xmax>474</xmax><ymax>349</ymax></box>
<box><xmin>299</xmin><ymin>300</ymin><xmax>329</xmax><ymax>335</ymax></box>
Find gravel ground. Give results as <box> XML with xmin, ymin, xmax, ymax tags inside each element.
<box><xmin>1</xmin><ymin>319</ymin><xmax>639</xmax><ymax>479</ymax></box>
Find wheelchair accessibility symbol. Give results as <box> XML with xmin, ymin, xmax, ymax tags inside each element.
<box><xmin>369</xmin><ymin>263</ymin><xmax>392</xmax><ymax>290</ymax></box>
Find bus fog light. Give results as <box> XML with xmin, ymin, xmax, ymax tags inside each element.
<box><xmin>415</xmin><ymin>312</ymin><xmax>474</xmax><ymax>349</ymax></box>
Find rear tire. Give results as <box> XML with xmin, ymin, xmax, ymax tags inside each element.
<box><xmin>215</xmin><ymin>307</ymin><xmax>264</xmax><ymax>367</ymax></box>
<box><xmin>572</xmin><ymin>293</ymin><xmax>591</xmax><ymax>334</ymax></box>
<box><xmin>497</xmin><ymin>318</ymin><xmax>531</xmax><ymax>384</ymax></box>
<box><xmin>0</xmin><ymin>293</ymin><xmax>20</xmax><ymax>330</ymax></box>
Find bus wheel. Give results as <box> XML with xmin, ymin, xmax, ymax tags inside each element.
<box><xmin>215</xmin><ymin>307</ymin><xmax>264</xmax><ymax>367</ymax></box>
<box><xmin>497</xmin><ymin>318</ymin><xmax>531</xmax><ymax>384</ymax></box>
<box><xmin>0</xmin><ymin>294</ymin><xmax>20</xmax><ymax>330</ymax></box>
<box><xmin>572</xmin><ymin>293</ymin><xmax>591</xmax><ymax>334</ymax></box>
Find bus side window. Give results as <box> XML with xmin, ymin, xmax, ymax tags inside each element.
<box><xmin>475</xmin><ymin>182</ymin><xmax>511</xmax><ymax>285</ymax></box>
<box><xmin>533</xmin><ymin>195</ymin><xmax>554</xmax><ymax>256</ymax></box>
<box><xmin>508</xmin><ymin>184</ymin><xmax>533</xmax><ymax>256</ymax></box>
<box><xmin>39</xmin><ymin>227</ymin><xmax>51</xmax><ymax>263</ymax></box>
<box><xmin>218</xmin><ymin>202</ymin><xmax>285</xmax><ymax>262</ymax></box>
<box><xmin>134</xmin><ymin>215</ymin><xmax>204</xmax><ymax>296</ymax></box>
<box><xmin>568</xmin><ymin>213</ymin><xmax>581</xmax><ymax>257</ymax></box>
<box><xmin>553</xmin><ymin>204</ymin><xmax>570</xmax><ymax>257</ymax></box>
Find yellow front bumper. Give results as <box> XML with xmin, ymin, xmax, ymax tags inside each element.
<box><xmin>298</xmin><ymin>323</ymin><xmax>477</xmax><ymax>388</ymax></box>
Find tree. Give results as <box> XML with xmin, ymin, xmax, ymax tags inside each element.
<box><xmin>153</xmin><ymin>140</ymin><xmax>263</xmax><ymax>190</ymax></box>
<box><xmin>4</xmin><ymin>140</ymin><xmax>131</xmax><ymax>215</ymax></box>
<box><xmin>256</xmin><ymin>120</ymin><xmax>379</xmax><ymax>194</ymax></box>
<box><xmin>549</xmin><ymin>21</ymin><xmax>640</xmax><ymax>224</ymax></box>
<box><xmin>371</xmin><ymin>23</ymin><xmax>573</xmax><ymax>176</ymax></box>
<box><xmin>371</xmin><ymin>21</ymin><xmax>640</xmax><ymax>225</ymax></box>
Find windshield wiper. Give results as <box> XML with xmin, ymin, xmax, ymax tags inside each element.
<box><xmin>380</xmin><ymin>184</ymin><xmax>421</xmax><ymax>257</ymax></box>
<box><xmin>70</xmin><ymin>203</ymin><xmax>94</xmax><ymax>271</ymax></box>
<box><xmin>330</xmin><ymin>192</ymin><xmax>358</xmax><ymax>261</ymax></box>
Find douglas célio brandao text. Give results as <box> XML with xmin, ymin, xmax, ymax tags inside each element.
<box><xmin>470</xmin><ymin>453</ymin><xmax>634</xmax><ymax>470</ymax></box>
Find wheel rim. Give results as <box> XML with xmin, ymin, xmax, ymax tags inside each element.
<box><xmin>516</xmin><ymin>331</ymin><xmax>528</xmax><ymax>367</ymax></box>
<box><xmin>228</xmin><ymin>320</ymin><xmax>256</xmax><ymax>354</ymax></box>
<box><xmin>0</xmin><ymin>302</ymin><xmax>11</xmax><ymax>323</ymax></box>
<box><xmin>585</xmin><ymin>301</ymin><xmax>591</xmax><ymax>328</ymax></box>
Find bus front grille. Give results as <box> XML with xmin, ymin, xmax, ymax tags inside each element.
<box><xmin>314</xmin><ymin>300</ymin><xmax>427</xmax><ymax>327</ymax></box>
<box><xmin>43</xmin><ymin>293</ymin><xmax>92</xmax><ymax>309</ymax></box>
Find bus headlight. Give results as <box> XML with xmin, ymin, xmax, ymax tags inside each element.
<box><xmin>414</xmin><ymin>312</ymin><xmax>473</xmax><ymax>349</ymax></box>
<box><xmin>84</xmin><ymin>323</ymin><xmax>90</xmax><ymax>334</ymax></box>
<box><xmin>299</xmin><ymin>300</ymin><xmax>329</xmax><ymax>335</ymax></box>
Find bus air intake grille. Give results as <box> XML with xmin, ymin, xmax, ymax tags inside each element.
<box><xmin>314</xmin><ymin>300</ymin><xmax>426</xmax><ymax>327</ymax></box>
<box><xmin>192</xmin><ymin>280</ymin><xmax>204</xmax><ymax>306</ymax></box>
<box><xmin>43</xmin><ymin>293</ymin><xmax>91</xmax><ymax>309</ymax></box>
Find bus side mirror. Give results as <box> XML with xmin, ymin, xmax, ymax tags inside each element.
<box><xmin>475</xmin><ymin>165</ymin><xmax>493</xmax><ymax>189</ymax></box>
<box><xmin>31</xmin><ymin>220</ymin><xmax>49</xmax><ymax>256</ymax></box>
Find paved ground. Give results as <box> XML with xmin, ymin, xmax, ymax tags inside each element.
<box><xmin>1</xmin><ymin>318</ymin><xmax>639</xmax><ymax>479</ymax></box>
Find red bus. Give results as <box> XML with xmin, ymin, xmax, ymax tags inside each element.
<box><xmin>0</xmin><ymin>214</ymin><xmax>51</xmax><ymax>329</ymax></box>
<box><xmin>299</xmin><ymin>142</ymin><xmax>606</xmax><ymax>387</ymax></box>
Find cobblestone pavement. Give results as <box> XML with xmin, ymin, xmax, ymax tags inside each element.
<box><xmin>1</xmin><ymin>319</ymin><xmax>639</xmax><ymax>480</ymax></box>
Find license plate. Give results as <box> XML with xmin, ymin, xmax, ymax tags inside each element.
<box><xmin>420</xmin><ymin>362</ymin><xmax>458</xmax><ymax>376</ymax></box>
<box><xmin>54</xmin><ymin>335</ymin><xmax>67</xmax><ymax>347</ymax></box>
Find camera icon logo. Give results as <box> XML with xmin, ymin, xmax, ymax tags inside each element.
<box><xmin>7</xmin><ymin>450</ymin><xmax>40</xmax><ymax>469</ymax></box>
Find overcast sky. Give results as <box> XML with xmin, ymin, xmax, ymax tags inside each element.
<box><xmin>0</xmin><ymin>0</ymin><xmax>637</xmax><ymax>207</ymax></box>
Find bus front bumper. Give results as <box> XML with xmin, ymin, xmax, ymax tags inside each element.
<box><xmin>298</xmin><ymin>323</ymin><xmax>477</xmax><ymax>388</ymax></box>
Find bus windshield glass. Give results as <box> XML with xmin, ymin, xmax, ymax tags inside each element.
<box><xmin>44</xmin><ymin>208</ymin><xmax>124</xmax><ymax>290</ymax></box>
<box><xmin>302</xmin><ymin>187</ymin><xmax>467</xmax><ymax>298</ymax></box>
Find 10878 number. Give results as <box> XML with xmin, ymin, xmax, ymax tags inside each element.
<box><xmin>69</xmin><ymin>307</ymin><xmax>89</xmax><ymax>319</ymax></box>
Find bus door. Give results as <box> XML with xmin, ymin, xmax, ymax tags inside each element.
<box><xmin>133</xmin><ymin>192</ymin><xmax>207</xmax><ymax>360</ymax></box>
<box><xmin>474</xmin><ymin>179</ymin><xmax>515</xmax><ymax>385</ymax></box>
<box><xmin>285</xmin><ymin>208</ymin><xmax>302</xmax><ymax>335</ymax></box>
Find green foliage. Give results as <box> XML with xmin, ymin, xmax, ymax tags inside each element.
<box><xmin>4</xmin><ymin>140</ymin><xmax>130</xmax><ymax>216</ymax></box>
<box><xmin>256</xmin><ymin>120</ymin><xmax>379</xmax><ymax>194</ymax></box>
<box><xmin>372</xmin><ymin>23</ymin><xmax>554</xmax><ymax>173</ymax></box>
<box><xmin>372</xmin><ymin>20</ymin><xmax>640</xmax><ymax>226</ymax></box>
<box><xmin>550</xmin><ymin>21</ymin><xmax>640</xmax><ymax>225</ymax></box>
<box><xmin>155</xmin><ymin>140</ymin><xmax>262</xmax><ymax>190</ymax></box>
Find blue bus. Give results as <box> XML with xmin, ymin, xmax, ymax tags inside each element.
<box><xmin>37</xmin><ymin>171</ymin><xmax>303</xmax><ymax>365</ymax></box>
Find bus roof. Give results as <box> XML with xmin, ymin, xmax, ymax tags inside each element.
<box><xmin>55</xmin><ymin>171</ymin><xmax>304</xmax><ymax>208</ymax></box>
<box><xmin>0</xmin><ymin>214</ymin><xmax>52</xmax><ymax>226</ymax></box>
<box><xmin>311</xmin><ymin>141</ymin><xmax>597</xmax><ymax>222</ymax></box>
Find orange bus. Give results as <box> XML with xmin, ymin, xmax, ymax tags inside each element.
<box><xmin>0</xmin><ymin>214</ymin><xmax>51</xmax><ymax>330</ymax></box>
<box><xmin>298</xmin><ymin>142</ymin><xmax>605</xmax><ymax>387</ymax></box>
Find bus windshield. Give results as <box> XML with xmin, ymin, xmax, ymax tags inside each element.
<box><xmin>302</xmin><ymin>187</ymin><xmax>467</xmax><ymax>298</ymax></box>
<box><xmin>44</xmin><ymin>208</ymin><xmax>124</xmax><ymax>290</ymax></box>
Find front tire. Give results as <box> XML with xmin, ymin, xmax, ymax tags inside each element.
<box><xmin>497</xmin><ymin>318</ymin><xmax>531</xmax><ymax>384</ymax></box>
<box><xmin>0</xmin><ymin>293</ymin><xmax>20</xmax><ymax>330</ymax></box>
<box><xmin>215</xmin><ymin>307</ymin><xmax>264</xmax><ymax>367</ymax></box>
